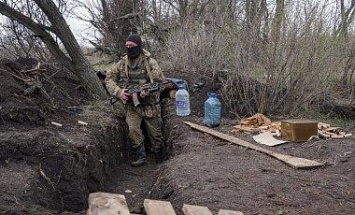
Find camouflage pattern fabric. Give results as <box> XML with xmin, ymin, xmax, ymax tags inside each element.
<box><xmin>106</xmin><ymin>49</ymin><xmax>165</xmax><ymax>149</ymax></box>
<box><xmin>112</xmin><ymin>99</ymin><xmax>127</xmax><ymax>118</ymax></box>
<box><xmin>126</xmin><ymin>105</ymin><xmax>163</xmax><ymax>149</ymax></box>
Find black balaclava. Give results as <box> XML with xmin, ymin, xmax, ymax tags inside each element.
<box><xmin>126</xmin><ymin>34</ymin><xmax>143</xmax><ymax>59</ymax></box>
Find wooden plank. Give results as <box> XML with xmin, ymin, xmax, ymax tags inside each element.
<box><xmin>182</xmin><ymin>204</ymin><xmax>212</xmax><ymax>215</ymax></box>
<box><xmin>87</xmin><ymin>192</ymin><xmax>130</xmax><ymax>215</ymax></box>
<box><xmin>218</xmin><ymin>209</ymin><xmax>244</xmax><ymax>215</ymax></box>
<box><xmin>144</xmin><ymin>199</ymin><xmax>176</xmax><ymax>215</ymax></box>
<box><xmin>184</xmin><ymin>121</ymin><xmax>324</xmax><ymax>169</ymax></box>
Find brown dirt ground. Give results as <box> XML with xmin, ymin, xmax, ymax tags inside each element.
<box><xmin>0</xmin><ymin>60</ymin><xmax>354</xmax><ymax>215</ymax></box>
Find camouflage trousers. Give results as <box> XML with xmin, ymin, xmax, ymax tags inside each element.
<box><xmin>126</xmin><ymin>104</ymin><xmax>163</xmax><ymax>150</ymax></box>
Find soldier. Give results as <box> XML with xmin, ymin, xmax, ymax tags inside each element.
<box><xmin>105</xmin><ymin>34</ymin><xmax>165</xmax><ymax>167</ymax></box>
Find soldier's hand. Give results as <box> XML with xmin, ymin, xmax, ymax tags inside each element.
<box><xmin>118</xmin><ymin>89</ymin><xmax>129</xmax><ymax>104</ymax></box>
<box><xmin>140</xmin><ymin>90</ymin><xmax>149</xmax><ymax>98</ymax></box>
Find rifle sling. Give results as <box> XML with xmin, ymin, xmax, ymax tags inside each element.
<box><xmin>143</xmin><ymin>57</ymin><xmax>154</xmax><ymax>83</ymax></box>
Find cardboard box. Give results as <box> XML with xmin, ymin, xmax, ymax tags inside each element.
<box><xmin>281</xmin><ymin>119</ymin><xmax>318</xmax><ymax>142</ymax></box>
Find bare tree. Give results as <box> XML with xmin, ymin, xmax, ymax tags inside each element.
<box><xmin>72</xmin><ymin>0</ymin><xmax>143</xmax><ymax>58</ymax></box>
<box><xmin>143</xmin><ymin>0</ymin><xmax>214</xmax><ymax>45</ymax></box>
<box><xmin>0</xmin><ymin>0</ymin><xmax>107</xmax><ymax>99</ymax></box>
<box><xmin>0</xmin><ymin>18</ymin><xmax>50</xmax><ymax>60</ymax></box>
<box><xmin>337</xmin><ymin>0</ymin><xmax>355</xmax><ymax>85</ymax></box>
<box><xmin>160</xmin><ymin>0</ymin><xmax>212</xmax><ymax>22</ymax></box>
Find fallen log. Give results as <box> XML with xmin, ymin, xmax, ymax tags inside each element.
<box><xmin>184</xmin><ymin>121</ymin><xmax>324</xmax><ymax>169</ymax></box>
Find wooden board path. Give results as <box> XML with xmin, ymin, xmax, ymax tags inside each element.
<box><xmin>182</xmin><ymin>204</ymin><xmax>213</xmax><ymax>215</ymax></box>
<box><xmin>144</xmin><ymin>199</ymin><xmax>176</xmax><ymax>215</ymax></box>
<box><xmin>87</xmin><ymin>192</ymin><xmax>130</xmax><ymax>215</ymax></box>
<box><xmin>87</xmin><ymin>192</ymin><xmax>244</xmax><ymax>215</ymax></box>
<box><xmin>218</xmin><ymin>209</ymin><xmax>245</xmax><ymax>215</ymax></box>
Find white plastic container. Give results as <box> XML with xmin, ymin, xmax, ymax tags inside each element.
<box><xmin>175</xmin><ymin>86</ymin><xmax>191</xmax><ymax>116</ymax></box>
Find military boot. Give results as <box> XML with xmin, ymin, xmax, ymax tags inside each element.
<box><xmin>130</xmin><ymin>145</ymin><xmax>147</xmax><ymax>167</ymax></box>
<box><xmin>153</xmin><ymin>147</ymin><xmax>164</xmax><ymax>164</ymax></box>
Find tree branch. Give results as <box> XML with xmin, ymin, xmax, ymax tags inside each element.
<box><xmin>33</xmin><ymin>0</ymin><xmax>87</xmax><ymax>67</ymax></box>
<box><xmin>113</xmin><ymin>12</ymin><xmax>142</xmax><ymax>21</ymax></box>
<box><xmin>160</xmin><ymin>0</ymin><xmax>181</xmax><ymax>13</ymax></box>
<box><xmin>0</xmin><ymin>1</ymin><xmax>74</xmax><ymax>70</ymax></box>
<box><xmin>88</xmin><ymin>40</ymin><xmax>123</xmax><ymax>56</ymax></box>
<box><xmin>0</xmin><ymin>0</ymin><xmax>107</xmax><ymax>99</ymax></box>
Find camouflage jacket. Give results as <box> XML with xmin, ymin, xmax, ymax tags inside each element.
<box><xmin>106</xmin><ymin>49</ymin><xmax>165</xmax><ymax>117</ymax></box>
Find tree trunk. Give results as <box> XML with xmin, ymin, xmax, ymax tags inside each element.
<box><xmin>0</xmin><ymin>0</ymin><xmax>108</xmax><ymax>100</ymax></box>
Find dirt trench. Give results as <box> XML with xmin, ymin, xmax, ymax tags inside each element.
<box><xmin>0</xmin><ymin>97</ymin><xmax>179</xmax><ymax>215</ymax></box>
<box><xmin>0</xmin><ymin>111</ymin><xmax>126</xmax><ymax>214</ymax></box>
<box><xmin>0</xmin><ymin>58</ymin><xmax>128</xmax><ymax>214</ymax></box>
<box><xmin>0</xmin><ymin>58</ymin><xmax>179</xmax><ymax>214</ymax></box>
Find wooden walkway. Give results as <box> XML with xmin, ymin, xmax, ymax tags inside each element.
<box><xmin>87</xmin><ymin>192</ymin><xmax>244</xmax><ymax>215</ymax></box>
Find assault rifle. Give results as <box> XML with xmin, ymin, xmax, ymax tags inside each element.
<box><xmin>127</xmin><ymin>80</ymin><xmax>179</xmax><ymax>107</ymax></box>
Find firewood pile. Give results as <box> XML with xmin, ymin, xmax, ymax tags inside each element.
<box><xmin>230</xmin><ymin>113</ymin><xmax>281</xmax><ymax>136</ymax></box>
<box><xmin>317</xmin><ymin>123</ymin><xmax>353</xmax><ymax>139</ymax></box>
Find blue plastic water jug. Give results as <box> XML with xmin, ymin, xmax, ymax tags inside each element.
<box><xmin>175</xmin><ymin>86</ymin><xmax>191</xmax><ymax>116</ymax></box>
<box><xmin>203</xmin><ymin>93</ymin><xmax>221</xmax><ymax>127</ymax></box>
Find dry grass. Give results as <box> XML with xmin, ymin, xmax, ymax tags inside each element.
<box><xmin>163</xmin><ymin>2</ymin><xmax>355</xmax><ymax>118</ymax></box>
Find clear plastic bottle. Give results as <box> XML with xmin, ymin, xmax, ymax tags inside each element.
<box><xmin>203</xmin><ymin>92</ymin><xmax>221</xmax><ymax>127</ymax></box>
<box><xmin>175</xmin><ymin>86</ymin><xmax>191</xmax><ymax>116</ymax></box>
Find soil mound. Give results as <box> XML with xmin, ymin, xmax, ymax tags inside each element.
<box><xmin>0</xmin><ymin>58</ymin><xmax>89</xmax><ymax>127</ymax></box>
